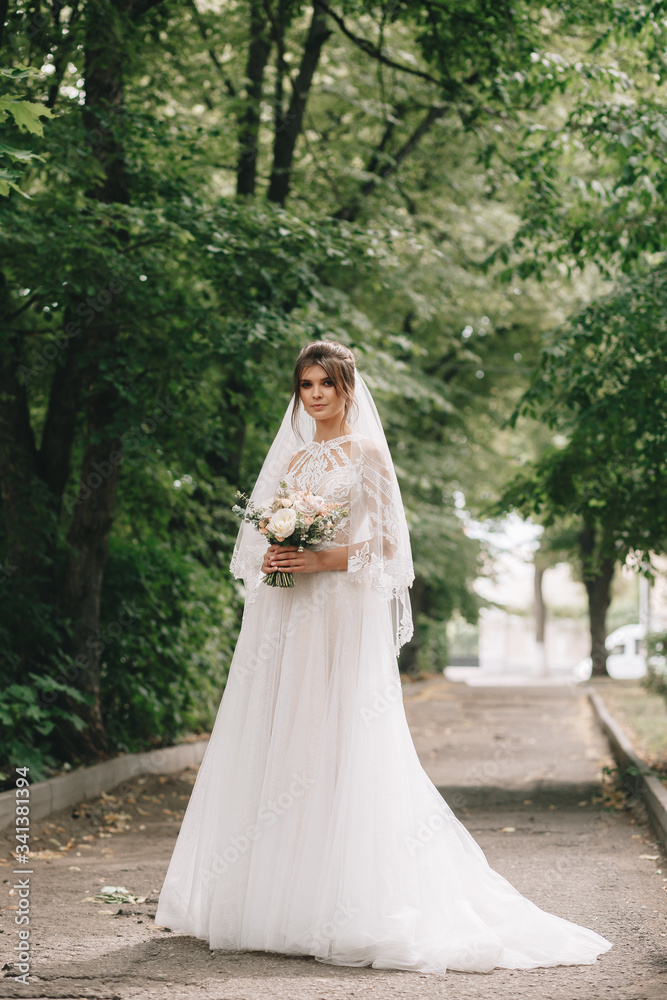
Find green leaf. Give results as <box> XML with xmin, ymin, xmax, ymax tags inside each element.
<box><xmin>0</xmin><ymin>142</ymin><xmax>43</xmax><ymax>162</ymax></box>
<box><xmin>0</xmin><ymin>98</ymin><xmax>54</xmax><ymax>136</ymax></box>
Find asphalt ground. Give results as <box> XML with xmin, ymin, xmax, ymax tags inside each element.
<box><xmin>1</xmin><ymin>676</ymin><xmax>666</xmax><ymax>1000</ymax></box>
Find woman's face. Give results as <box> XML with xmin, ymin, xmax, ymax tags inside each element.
<box><xmin>299</xmin><ymin>363</ymin><xmax>346</xmax><ymax>425</ymax></box>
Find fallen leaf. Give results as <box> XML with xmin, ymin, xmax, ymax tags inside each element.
<box><xmin>93</xmin><ymin>886</ymin><xmax>143</xmax><ymax>905</ymax></box>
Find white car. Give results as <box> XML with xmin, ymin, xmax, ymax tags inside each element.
<box><xmin>574</xmin><ymin>623</ymin><xmax>647</xmax><ymax>681</ymax></box>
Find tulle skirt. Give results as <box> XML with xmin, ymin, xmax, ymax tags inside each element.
<box><xmin>155</xmin><ymin>570</ymin><xmax>612</xmax><ymax>975</ymax></box>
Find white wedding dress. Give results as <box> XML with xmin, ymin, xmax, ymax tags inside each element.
<box><xmin>155</xmin><ymin>433</ymin><xmax>612</xmax><ymax>975</ymax></box>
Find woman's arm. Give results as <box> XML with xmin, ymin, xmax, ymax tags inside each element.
<box><xmin>261</xmin><ymin>543</ymin><xmax>348</xmax><ymax>574</ymax></box>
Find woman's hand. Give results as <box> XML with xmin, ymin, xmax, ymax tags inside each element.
<box><xmin>261</xmin><ymin>543</ymin><xmax>322</xmax><ymax>575</ymax></box>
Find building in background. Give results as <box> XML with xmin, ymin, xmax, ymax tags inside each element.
<box><xmin>448</xmin><ymin>514</ymin><xmax>667</xmax><ymax>678</ymax></box>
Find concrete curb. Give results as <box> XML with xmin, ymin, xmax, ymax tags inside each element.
<box><xmin>0</xmin><ymin>737</ymin><xmax>209</xmax><ymax>832</ymax></box>
<box><xmin>588</xmin><ymin>690</ymin><xmax>667</xmax><ymax>853</ymax></box>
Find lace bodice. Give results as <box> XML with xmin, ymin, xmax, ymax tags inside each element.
<box><xmin>283</xmin><ymin>434</ymin><xmax>363</xmax><ymax>549</ymax></box>
<box><xmin>231</xmin><ymin>423</ymin><xmax>415</xmax><ymax>655</ymax></box>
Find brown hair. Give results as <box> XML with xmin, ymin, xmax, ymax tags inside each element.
<box><xmin>291</xmin><ymin>340</ymin><xmax>357</xmax><ymax>438</ymax></box>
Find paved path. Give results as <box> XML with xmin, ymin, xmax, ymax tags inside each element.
<box><xmin>2</xmin><ymin>677</ymin><xmax>666</xmax><ymax>999</ymax></box>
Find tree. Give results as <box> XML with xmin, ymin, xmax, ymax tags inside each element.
<box><xmin>0</xmin><ymin>0</ymin><xmax>654</xmax><ymax>767</ymax></box>
<box><xmin>498</xmin><ymin>270</ymin><xmax>667</xmax><ymax>674</ymax></box>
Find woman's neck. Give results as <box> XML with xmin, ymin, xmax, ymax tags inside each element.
<box><xmin>312</xmin><ymin>419</ymin><xmax>353</xmax><ymax>443</ymax></box>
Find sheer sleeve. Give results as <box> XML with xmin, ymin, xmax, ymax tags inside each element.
<box><xmin>347</xmin><ymin>437</ymin><xmax>414</xmax><ymax>652</ymax></box>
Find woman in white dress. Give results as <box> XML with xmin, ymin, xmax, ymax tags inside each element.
<box><xmin>155</xmin><ymin>339</ymin><xmax>612</xmax><ymax>975</ymax></box>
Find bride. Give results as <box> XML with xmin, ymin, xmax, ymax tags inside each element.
<box><xmin>155</xmin><ymin>339</ymin><xmax>612</xmax><ymax>975</ymax></box>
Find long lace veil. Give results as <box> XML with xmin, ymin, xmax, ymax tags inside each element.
<box><xmin>230</xmin><ymin>370</ymin><xmax>414</xmax><ymax>655</ymax></box>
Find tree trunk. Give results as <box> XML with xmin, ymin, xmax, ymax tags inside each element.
<box><xmin>61</xmin><ymin>379</ymin><xmax>124</xmax><ymax>756</ymax></box>
<box><xmin>534</xmin><ymin>563</ymin><xmax>547</xmax><ymax>674</ymax></box>
<box><xmin>0</xmin><ymin>270</ymin><xmax>58</xmax><ymax>593</ymax></box>
<box><xmin>37</xmin><ymin>317</ymin><xmax>85</xmax><ymax>513</ymax></box>
<box><xmin>58</xmin><ymin>0</ymin><xmax>134</xmax><ymax>755</ymax></box>
<box><xmin>585</xmin><ymin>561</ymin><xmax>615</xmax><ymax>677</ymax></box>
<box><xmin>534</xmin><ymin>564</ymin><xmax>545</xmax><ymax>644</ymax></box>
<box><xmin>236</xmin><ymin>0</ymin><xmax>272</xmax><ymax>196</ymax></box>
<box><xmin>267</xmin><ymin>5</ymin><xmax>331</xmax><ymax>205</ymax></box>
<box><xmin>0</xmin><ymin>332</ymin><xmax>39</xmax><ymax>578</ymax></box>
<box><xmin>579</xmin><ymin>522</ymin><xmax>615</xmax><ymax>677</ymax></box>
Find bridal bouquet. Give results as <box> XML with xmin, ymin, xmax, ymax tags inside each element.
<box><xmin>232</xmin><ymin>480</ymin><xmax>348</xmax><ymax>588</ymax></box>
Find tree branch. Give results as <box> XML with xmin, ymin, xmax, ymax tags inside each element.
<box><xmin>186</xmin><ymin>0</ymin><xmax>236</xmax><ymax>98</ymax></box>
<box><xmin>128</xmin><ymin>0</ymin><xmax>166</xmax><ymax>22</ymax></box>
<box><xmin>6</xmin><ymin>293</ymin><xmax>42</xmax><ymax>323</ymax></box>
<box><xmin>335</xmin><ymin>103</ymin><xmax>446</xmax><ymax>220</ymax></box>
<box><xmin>314</xmin><ymin>1</ymin><xmax>441</xmax><ymax>88</ymax></box>
<box><xmin>237</xmin><ymin>0</ymin><xmax>273</xmax><ymax>196</ymax></box>
<box><xmin>267</xmin><ymin>4</ymin><xmax>332</xmax><ymax>204</ymax></box>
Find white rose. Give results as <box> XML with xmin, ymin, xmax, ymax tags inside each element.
<box><xmin>267</xmin><ymin>507</ymin><xmax>297</xmax><ymax>538</ymax></box>
<box><xmin>293</xmin><ymin>492</ymin><xmax>328</xmax><ymax>516</ymax></box>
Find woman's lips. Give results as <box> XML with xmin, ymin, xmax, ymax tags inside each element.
<box><xmin>311</xmin><ymin>404</ymin><xmax>326</xmax><ymax>409</ymax></box>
